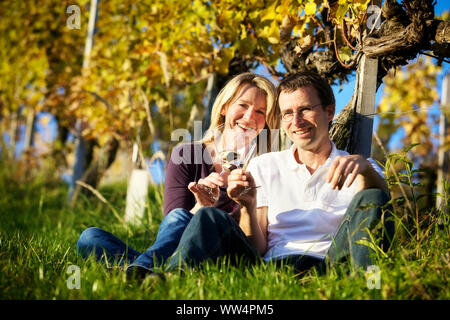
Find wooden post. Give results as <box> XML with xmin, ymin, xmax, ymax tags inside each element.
<box><xmin>349</xmin><ymin>0</ymin><xmax>381</xmax><ymax>158</ymax></box>
<box><xmin>348</xmin><ymin>0</ymin><xmax>381</xmax><ymax>158</ymax></box>
<box><xmin>437</xmin><ymin>74</ymin><xmax>450</xmax><ymax>210</ymax></box>
<box><xmin>82</xmin><ymin>0</ymin><xmax>98</xmax><ymax>70</ymax></box>
<box><xmin>24</xmin><ymin>107</ymin><xmax>35</xmax><ymax>151</ymax></box>
<box><xmin>124</xmin><ymin>166</ymin><xmax>151</xmax><ymax>225</ymax></box>
<box><xmin>350</xmin><ymin>54</ymin><xmax>378</xmax><ymax>158</ymax></box>
<box><xmin>8</xmin><ymin>111</ymin><xmax>18</xmax><ymax>159</ymax></box>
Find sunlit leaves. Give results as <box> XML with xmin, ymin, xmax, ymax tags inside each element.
<box><xmin>326</xmin><ymin>0</ymin><xmax>371</xmax><ymax>25</ymax></box>
<box><xmin>377</xmin><ymin>57</ymin><xmax>441</xmax><ymax>156</ymax></box>
<box><xmin>0</xmin><ymin>0</ymin><xmax>88</xmax><ymax>128</ymax></box>
<box><xmin>305</xmin><ymin>0</ymin><xmax>317</xmax><ymax>16</ymax></box>
<box><xmin>323</xmin><ymin>0</ymin><xmax>371</xmax><ymax>67</ymax></box>
<box><xmin>4</xmin><ymin>0</ymin><xmax>440</xmax><ymax>155</ymax></box>
<box><xmin>338</xmin><ymin>46</ymin><xmax>353</xmax><ymax>62</ymax></box>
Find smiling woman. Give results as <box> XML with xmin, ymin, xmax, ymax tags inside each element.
<box><xmin>215</xmin><ymin>84</ymin><xmax>268</xmax><ymax>159</ymax></box>
<box><xmin>202</xmin><ymin>72</ymin><xmax>279</xmax><ymax>152</ymax></box>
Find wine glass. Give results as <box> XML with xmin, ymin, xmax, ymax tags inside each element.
<box><xmin>197</xmin><ymin>128</ymin><xmax>259</xmax><ymax>201</ymax></box>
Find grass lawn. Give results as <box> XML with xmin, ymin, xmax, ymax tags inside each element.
<box><xmin>0</xmin><ymin>160</ymin><xmax>449</xmax><ymax>300</ymax></box>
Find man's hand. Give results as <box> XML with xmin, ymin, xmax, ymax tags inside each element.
<box><xmin>229</xmin><ymin>169</ymin><xmax>267</xmax><ymax>255</ymax></box>
<box><xmin>188</xmin><ymin>172</ymin><xmax>225</xmax><ymax>209</ymax></box>
<box><xmin>325</xmin><ymin>155</ymin><xmax>370</xmax><ymax>190</ymax></box>
<box><xmin>227</xmin><ymin>168</ymin><xmax>257</xmax><ymax>209</ymax></box>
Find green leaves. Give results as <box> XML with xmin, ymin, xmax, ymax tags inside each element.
<box><xmin>305</xmin><ymin>1</ymin><xmax>317</xmax><ymax>16</ymax></box>
<box><xmin>338</xmin><ymin>46</ymin><xmax>352</xmax><ymax>62</ymax></box>
<box><xmin>215</xmin><ymin>46</ymin><xmax>236</xmax><ymax>74</ymax></box>
<box><xmin>335</xmin><ymin>0</ymin><xmax>349</xmax><ymax>24</ymax></box>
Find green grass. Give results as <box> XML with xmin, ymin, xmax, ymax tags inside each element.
<box><xmin>0</xmin><ymin>158</ymin><xmax>449</xmax><ymax>300</ymax></box>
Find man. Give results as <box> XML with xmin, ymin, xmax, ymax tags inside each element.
<box><xmin>164</xmin><ymin>72</ymin><xmax>394</xmax><ymax>275</ymax></box>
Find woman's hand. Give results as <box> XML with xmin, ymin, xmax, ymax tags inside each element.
<box><xmin>188</xmin><ymin>172</ymin><xmax>225</xmax><ymax>210</ymax></box>
<box><xmin>227</xmin><ymin>169</ymin><xmax>257</xmax><ymax>210</ymax></box>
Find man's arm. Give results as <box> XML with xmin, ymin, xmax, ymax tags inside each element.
<box><xmin>227</xmin><ymin>169</ymin><xmax>268</xmax><ymax>256</ymax></box>
<box><xmin>239</xmin><ymin>205</ymin><xmax>268</xmax><ymax>256</ymax></box>
<box><xmin>355</xmin><ymin>162</ymin><xmax>389</xmax><ymax>194</ymax></box>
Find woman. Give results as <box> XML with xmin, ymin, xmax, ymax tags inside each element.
<box><xmin>76</xmin><ymin>72</ymin><xmax>279</xmax><ymax>278</ymax></box>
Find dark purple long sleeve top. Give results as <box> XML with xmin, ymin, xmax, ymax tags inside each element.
<box><xmin>163</xmin><ymin>142</ymin><xmax>241</xmax><ymax>222</ymax></box>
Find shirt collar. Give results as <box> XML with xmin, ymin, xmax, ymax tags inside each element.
<box><xmin>287</xmin><ymin>141</ymin><xmax>339</xmax><ymax>171</ymax></box>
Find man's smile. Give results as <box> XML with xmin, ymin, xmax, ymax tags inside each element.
<box><xmin>292</xmin><ymin>127</ymin><xmax>312</xmax><ymax>136</ymax></box>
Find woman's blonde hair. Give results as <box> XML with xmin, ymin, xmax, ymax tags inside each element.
<box><xmin>202</xmin><ymin>72</ymin><xmax>280</xmax><ymax>153</ymax></box>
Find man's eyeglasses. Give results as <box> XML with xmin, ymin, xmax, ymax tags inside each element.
<box><xmin>280</xmin><ymin>103</ymin><xmax>322</xmax><ymax>122</ymax></box>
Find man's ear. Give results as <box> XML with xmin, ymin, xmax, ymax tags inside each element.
<box><xmin>325</xmin><ymin>104</ymin><xmax>335</xmax><ymax>122</ymax></box>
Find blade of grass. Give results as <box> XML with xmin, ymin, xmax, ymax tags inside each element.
<box><xmin>75</xmin><ymin>180</ymin><xmax>129</xmax><ymax>232</ymax></box>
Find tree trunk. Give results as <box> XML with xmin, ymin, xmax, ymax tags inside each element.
<box><xmin>70</xmin><ymin>137</ymin><xmax>117</xmax><ymax>206</ymax></box>
<box><xmin>202</xmin><ymin>73</ymin><xmax>219</xmax><ymax>134</ymax></box>
<box><xmin>24</xmin><ymin>107</ymin><xmax>36</xmax><ymax>152</ymax></box>
<box><xmin>329</xmin><ymin>97</ymin><xmax>355</xmax><ymax>151</ymax></box>
<box><xmin>8</xmin><ymin>110</ymin><xmax>18</xmax><ymax>159</ymax></box>
<box><xmin>71</xmin><ymin>137</ymin><xmax>119</xmax><ymax>201</ymax></box>
<box><xmin>69</xmin><ymin>0</ymin><xmax>99</xmax><ymax>204</ymax></box>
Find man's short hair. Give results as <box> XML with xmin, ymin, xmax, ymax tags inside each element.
<box><xmin>277</xmin><ymin>71</ymin><xmax>335</xmax><ymax>108</ymax></box>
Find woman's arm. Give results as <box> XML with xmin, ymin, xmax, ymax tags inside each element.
<box><xmin>164</xmin><ymin>143</ymin><xmax>225</xmax><ymax>215</ymax></box>
<box><xmin>163</xmin><ymin>144</ymin><xmax>197</xmax><ymax>215</ymax></box>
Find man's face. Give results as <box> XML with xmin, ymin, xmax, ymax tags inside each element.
<box><xmin>278</xmin><ymin>86</ymin><xmax>334</xmax><ymax>152</ymax></box>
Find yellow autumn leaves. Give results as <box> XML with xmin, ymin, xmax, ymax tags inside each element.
<box><xmin>378</xmin><ymin>57</ymin><xmax>442</xmax><ymax>156</ymax></box>
<box><xmin>1</xmin><ymin>0</ymin><xmax>445</xmax><ymax>156</ymax></box>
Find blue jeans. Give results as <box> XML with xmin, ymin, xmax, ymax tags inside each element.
<box><xmin>76</xmin><ymin>208</ymin><xmax>193</xmax><ymax>271</ymax></box>
<box><xmin>165</xmin><ymin>189</ymin><xmax>394</xmax><ymax>273</ymax></box>
<box><xmin>165</xmin><ymin>206</ymin><xmax>259</xmax><ymax>271</ymax></box>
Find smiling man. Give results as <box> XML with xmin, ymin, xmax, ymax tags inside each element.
<box><xmin>165</xmin><ymin>72</ymin><xmax>394</xmax><ymax>275</ymax></box>
<box><xmin>229</xmin><ymin>72</ymin><xmax>393</xmax><ymax>271</ymax></box>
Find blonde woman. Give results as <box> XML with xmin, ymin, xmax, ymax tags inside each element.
<box><xmin>76</xmin><ymin>72</ymin><xmax>279</xmax><ymax>279</ymax></box>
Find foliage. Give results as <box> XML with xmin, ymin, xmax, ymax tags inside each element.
<box><xmin>0</xmin><ymin>150</ymin><xmax>449</xmax><ymax>300</ymax></box>
<box><xmin>0</xmin><ymin>0</ymin><xmax>380</xmax><ymax>149</ymax></box>
<box><xmin>0</xmin><ymin>2</ymin><xmax>447</xmax><ymax>216</ymax></box>
<box><xmin>376</xmin><ymin>57</ymin><xmax>441</xmax><ymax>157</ymax></box>
<box><xmin>0</xmin><ymin>0</ymin><xmax>88</xmax><ymax>115</ymax></box>
<box><xmin>1</xmin><ymin>1</ymin><xmax>446</xmax><ymax>164</ymax></box>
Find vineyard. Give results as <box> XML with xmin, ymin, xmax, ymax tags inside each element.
<box><xmin>0</xmin><ymin>0</ymin><xmax>449</xmax><ymax>301</ymax></box>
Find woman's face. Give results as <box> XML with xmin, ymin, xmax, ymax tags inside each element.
<box><xmin>220</xmin><ymin>83</ymin><xmax>267</xmax><ymax>149</ymax></box>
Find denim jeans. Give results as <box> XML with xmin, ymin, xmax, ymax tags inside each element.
<box><xmin>165</xmin><ymin>188</ymin><xmax>394</xmax><ymax>273</ymax></box>
<box><xmin>326</xmin><ymin>188</ymin><xmax>394</xmax><ymax>269</ymax></box>
<box><xmin>76</xmin><ymin>208</ymin><xmax>193</xmax><ymax>271</ymax></box>
<box><xmin>166</xmin><ymin>206</ymin><xmax>259</xmax><ymax>271</ymax></box>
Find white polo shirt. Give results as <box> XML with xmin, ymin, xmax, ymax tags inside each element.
<box><xmin>247</xmin><ymin>143</ymin><xmax>383</xmax><ymax>262</ymax></box>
